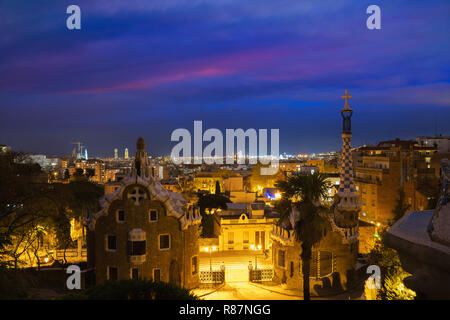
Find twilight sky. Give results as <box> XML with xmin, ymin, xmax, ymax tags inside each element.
<box><xmin>0</xmin><ymin>0</ymin><xmax>449</xmax><ymax>157</ymax></box>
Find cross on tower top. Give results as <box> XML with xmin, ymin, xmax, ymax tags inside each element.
<box><xmin>341</xmin><ymin>89</ymin><xmax>352</xmax><ymax>107</ymax></box>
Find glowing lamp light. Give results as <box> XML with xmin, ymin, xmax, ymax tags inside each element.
<box><xmin>376</xmin><ymin>223</ymin><xmax>381</xmax><ymax>227</ymax></box>
<box><xmin>44</xmin><ymin>257</ymin><xmax>49</xmax><ymax>263</ymax></box>
<box><xmin>374</xmin><ymin>234</ymin><xmax>379</xmax><ymax>238</ymax></box>
<box><xmin>204</xmin><ymin>246</ymin><xmax>217</xmax><ymax>253</ymax></box>
<box><xmin>274</xmin><ymin>192</ymin><xmax>281</xmax><ymax>199</ymax></box>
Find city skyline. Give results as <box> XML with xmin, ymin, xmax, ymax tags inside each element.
<box><xmin>1</xmin><ymin>0</ymin><xmax>449</xmax><ymax>156</ymax></box>
<box><xmin>1</xmin><ymin>0</ymin><xmax>449</xmax><ymax>304</ymax></box>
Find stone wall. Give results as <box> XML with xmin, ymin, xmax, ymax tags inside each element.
<box><xmin>271</xmin><ymin>227</ymin><xmax>356</xmax><ymax>294</ymax></box>
<box><xmin>88</xmin><ymin>183</ymin><xmax>199</xmax><ymax>289</ymax></box>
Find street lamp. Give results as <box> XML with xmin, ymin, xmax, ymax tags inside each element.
<box><xmin>250</xmin><ymin>244</ymin><xmax>262</xmax><ymax>270</ymax></box>
<box><xmin>205</xmin><ymin>246</ymin><xmax>217</xmax><ymax>271</ymax></box>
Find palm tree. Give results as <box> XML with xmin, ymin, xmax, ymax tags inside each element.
<box><xmin>275</xmin><ymin>172</ymin><xmax>330</xmax><ymax>300</ymax></box>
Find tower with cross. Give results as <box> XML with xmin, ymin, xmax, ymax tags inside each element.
<box><xmin>334</xmin><ymin>90</ymin><xmax>361</xmax><ymax>243</ymax></box>
<box><xmin>341</xmin><ymin>89</ymin><xmax>353</xmax><ymax>134</ymax></box>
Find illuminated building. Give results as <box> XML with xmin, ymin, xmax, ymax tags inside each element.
<box><xmin>114</xmin><ymin>148</ymin><xmax>118</xmax><ymax>159</ymax></box>
<box><xmin>75</xmin><ymin>159</ymin><xmax>106</xmax><ymax>183</ymax></box>
<box><xmin>414</xmin><ymin>135</ymin><xmax>450</xmax><ymax>153</ymax></box>
<box><xmin>278</xmin><ymin>162</ymin><xmax>305</xmax><ymax>172</ymax></box>
<box><xmin>193</xmin><ymin>172</ymin><xmax>226</xmax><ymax>193</ymax></box>
<box><xmin>124</xmin><ymin>148</ymin><xmax>129</xmax><ymax>159</ymax></box>
<box><xmin>218</xmin><ymin>202</ymin><xmax>279</xmax><ymax>251</ymax></box>
<box><xmin>306</xmin><ymin>159</ymin><xmax>325</xmax><ymax>172</ymax></box>
<box><xmin>86</xmin><ymin>138</ymin><xmax>201</xmax><ymax>287</ymax></box>
<box><xmin>228</xmin><ymin>191</ymin><xmax>257</xmax><ymax>203</ymax></box>
<box><xmin>223</xmin><ymin>176</ymin><xmax>244</xmax><ymax>192</ymax></box>
<box><xmin>354</xmin><ymin>139</ymin><xmax>439</xmax><ymax>226</ymax></box>
<box><xmin>248</xmin><ymin>164</ymin><xmax>285</xmax><ymax>193</ymax></box>
<box><xmin>161</xmin><ymin>179</ymin><xmax>179</xmax><ymax>192</ymax></box>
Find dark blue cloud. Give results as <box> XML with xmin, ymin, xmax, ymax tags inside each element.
<box><xmin>0</xmin><ymin>0</ymin><xmax>449</xmax><ymax>156</ymax></box>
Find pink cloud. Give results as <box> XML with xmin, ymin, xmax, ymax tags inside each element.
<box><xmin>64</xmin><ymin>40</ymin><xmax>352</xmax><ymax>95</ymax></box>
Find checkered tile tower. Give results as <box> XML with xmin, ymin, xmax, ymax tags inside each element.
<box><xmin>339</xmin><ymin>90</ymin><xmax>356</xmax><ymax>194</ymax></box>
<box><xmin>338</xmin><ymin>90</ymin><xmax>356</xmax><ymax>195</ymax></box>
<box><xmin>334</xmin><ymin>90</ymin><xmax>360</xmax><ymax>234</ymax></box>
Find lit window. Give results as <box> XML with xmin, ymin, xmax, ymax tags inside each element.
<box><xmin>228</xmin><ymin>232</ymin><xmax>234</xmax><ymax>244</ymax></box>
<box><xmin>243</xmin><ymin>231</ymin><xmax>249</xmax><ymax>244</ymax></box>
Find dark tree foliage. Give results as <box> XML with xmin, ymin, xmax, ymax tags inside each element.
<box><xmin>85</xmin><ymin>168</ymin><xmax>96</xmax><ymax>179</ymax></box>
<box><xmin>198</xmin><ymin>193</ymin><xmax>230</xmax><ymax>237</ymax></box>
<box><xmin>63</xmin><ymin>279</ymin><xmax>197</xmax><ymax>300</ymax></box>
<box><xmin>63</xmin><ymin>169</ymin><xmax>70</xmax><ymax>180</ymax></box>
<box><xmin>215</xmin><ymin>180</ymin><xmax>221</xmax><ymax>194</ymax></box>
<box><xmin>198</xmin><ymin>193</ymin><xmax>230</xmax><ymax>215</ymax></box>
<box><xmin>273</xmin><ymin>198</ymin><xmax>292</xmax><ymax>226</ymax></box>
<box><xmin>417</xmin><ymin>177</ymin><xmax>441</xmax><ymax>210</ymax></box>
<box><xmin>0</xmin><ymin>152</ymin><xmax>103</xmax><ymax>268</ymax></box>
<box><xmin>391</xmin><ymin>188</ymin><xmax>410</xmax><ymax>224</ymax></box>
<box><xmin>368</xmin><ymin>235</ymin><xmax>416</xmax><ymax>300</ymax></box>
